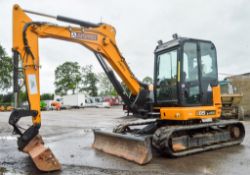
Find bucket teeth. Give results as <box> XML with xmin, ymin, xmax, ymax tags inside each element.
<box><xmin>22</xmin><ymin>135</ymin><xmax>61</xmax><ymax>172</ymax></box>
<box><xmin>92</xmin><ymin>130</ymin><xmax>152</xmax><ymax>165</ymax></box>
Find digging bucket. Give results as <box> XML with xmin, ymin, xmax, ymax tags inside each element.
<box><xmin>22</xmin><ymin>135</ymin><xmax>61</xmax><ymax>172</ymax></box>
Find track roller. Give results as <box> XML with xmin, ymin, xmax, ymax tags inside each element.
<box><xmin>152</xmin><ymin>120</ymin><xmax>245</xmax><ymax>157</ymax></box>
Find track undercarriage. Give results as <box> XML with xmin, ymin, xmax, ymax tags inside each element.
<box><xmin>152</xmin><ymin>120</ymin><xmax>245</xmax><ymax>157</ymax></box>
<box><xmin>93</xmin><ymin>119</ymin><xmax>245</xmax><ymax>164</ymax></box>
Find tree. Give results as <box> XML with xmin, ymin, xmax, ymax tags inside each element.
<box><xmin>0</xmin><ymin>45</ymin><xmax>13</xmax><ymax>91</ymax></box>
<box><xmin>80</xmin><ymin>65</ymin><xmax>98</xmax><ymax>96</ymax></box>
<box><xmin>41</xmin><ymin>93</ymin><xmax>54</xmax><ymax>100</ymax></box>
<box><xmin>142</xmin><ymin>76</ymin><xmax>153</xmax><ymax>84</ymax></box>
<box><xmin>1</xmin><ymin>93</ymin><xmax>13</xmax><ymax>106</ymax></box>
<box><xmin>19</xmin><ymin>90</ymin><xmax>27</xmax><ymax>103</ymax></box>
<box><xmin>98</xmin><ymin>72</ymin><xmax>117</xmax><ymax>96</ymax></box>
<box><xmin>54</xmin><ymin>62</ymin><xmax>81</xmax><ymax>95</ymax></box>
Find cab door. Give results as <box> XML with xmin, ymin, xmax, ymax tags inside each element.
<box><xmin>155</xmin><ymin>48</ymin><xmax>178</xmax><ymax>106</ymax></box>
<box><xmin>199</xmin><ymin>42</ymin><xmax>218</xmax><ymax>106</ymax></box>
<box><xmin>181</xmin><ymin>41</ymin><xmax>202</xmax><ymax>105</ymax></box>
<box><xmin>180</xmin><ymin>41</ymin><xmax>218</xmax><ymax>106</ymax></box>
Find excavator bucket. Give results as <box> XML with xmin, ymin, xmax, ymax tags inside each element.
<box><xmin>22</xmin><ymin>135</ymin><xmax>61</xmax><ymax>172</ymax></box>
<box><xmin>92</xmin><ymin>130</ymin><xmax>152</xmax><ymax>165</ymax></box>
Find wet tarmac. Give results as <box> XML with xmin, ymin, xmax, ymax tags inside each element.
<box><xmin>0</xmin><ymin>107</ymin><xmax>250</xmax><ymax>175</ymax></box>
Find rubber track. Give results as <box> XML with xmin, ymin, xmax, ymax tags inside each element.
<box><xmin>152</xmin><ymin>120</ymin><xmax>245</xmax><ymax>157</ymax></box>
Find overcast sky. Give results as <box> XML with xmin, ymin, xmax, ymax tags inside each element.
<box><xmin>1</xmin><ymin>0</ymin><xmax>250</xmax><ymax>94</ymax></box>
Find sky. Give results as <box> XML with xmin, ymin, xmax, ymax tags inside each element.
<box><xmin>0</xmin><ymin>0</ymin><xmax>250</xmax><ymax>94</ymax></box>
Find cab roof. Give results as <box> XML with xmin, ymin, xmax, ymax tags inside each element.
<box><xmin>154</xmin><ymin>35</ymin><xmax>214</xmax><ymax>53</ymax></box>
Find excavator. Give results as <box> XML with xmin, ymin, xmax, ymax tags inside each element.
<box><xmin>9</xmin><ymin>4</ymin><xmax>245</xmax><ymax>172</ymax></box>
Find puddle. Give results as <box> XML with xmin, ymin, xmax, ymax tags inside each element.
<box><xmin>0</xmin><ymin>136</ymin><xmax>17</xmax><ymax>141</ymax></box>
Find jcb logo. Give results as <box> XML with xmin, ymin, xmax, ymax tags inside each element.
<box><xmin>71</xmin><ymin>32</ymin><xmax>98</xmax><ymax>41</ymax></box>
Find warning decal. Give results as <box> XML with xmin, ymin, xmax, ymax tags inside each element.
<box><xmin>28</xmin><ymin>74</ymin><xmax>38</xmax><ymax>95</ymax></box>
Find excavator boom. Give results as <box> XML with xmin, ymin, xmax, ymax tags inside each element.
<box><xmin>10</xmin><ymin>4</ymin><xmax>151</xmax><ymax>171</ymax></box>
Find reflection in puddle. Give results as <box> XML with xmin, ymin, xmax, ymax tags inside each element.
<box><xmin>0</xmin><ymin>136</ymin><xmax>17</xmax><ymax>140</ymax></box>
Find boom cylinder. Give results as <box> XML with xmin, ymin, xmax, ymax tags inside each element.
<box><xmin>57</xmin><ymin>15</ymin><xmax>100</xmax><ymax>27</ymax></box>
<box><xmin>24</xmin><ymin>9</ymin><xmax>100</xmax><ymax>28</ymax></box>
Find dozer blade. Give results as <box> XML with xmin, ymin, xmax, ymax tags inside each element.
<box><xmin>22</xmin><ymin>135</ymin><xmax>61</xmax><ymax>172</ymax></box>
<box><xmin>92</xmin><ymin>130</ymin><xmax>152</xmax><ymax>165</ymax></box>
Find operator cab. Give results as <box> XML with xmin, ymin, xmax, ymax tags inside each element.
<box><xmin>154</xmin><ymin>34</ymin><xmax>218</xmax><ymax>107</ymax></box>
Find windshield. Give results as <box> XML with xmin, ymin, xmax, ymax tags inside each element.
<box><xmin>156</xmin><ymin>49</ymin><xmax>178</xmax><ymax>103</ymax></box>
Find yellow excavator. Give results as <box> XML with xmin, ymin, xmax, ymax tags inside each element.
<box><xmin>9</xmin><ymin>4</ymin><xmax>245</xmax><ymax>172</ymax></box>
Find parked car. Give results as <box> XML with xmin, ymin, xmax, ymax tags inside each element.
<box><xmin>85</xmin><ymin>97</ymin><xmax>111</xmax><ymax>108</ymax></box>
<box><xmin>103</xmin><ymin>96</ymin><xmax>121</xmax><ymax>106</ymax></box>
<box><xmin>94</xmin><ymin>97</ymin><xmax>111</xmax><ymax>108</ymax></box>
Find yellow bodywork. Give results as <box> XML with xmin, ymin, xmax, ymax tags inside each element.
<box><xmin>159</xmin><ymin>86</ymin><xmax>222</xmax><ymax>120</ymax></box>
<box><xmin>13</xmin><ymin>4</ymin><xmax>222</xmax><ymax>125</ymax></box>
<box><xmin>11</xmin><ymin>4</ymin><xmax>226</xmax><ymax>171</ymax></box>
<box><xmin>13</xmin><ymin>4</ymin><xmax>141</xmax><ymax>126</ymax></box>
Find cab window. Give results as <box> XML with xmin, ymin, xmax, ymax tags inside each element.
<box><xmin>200</xmin><ymin>42</ymin><xmax>217</xmax><ymax>81</ymax></box>
<box><xmin>156</xmin><ymin>49</ymin><xmax>178</xmax><ymax>103</ymax></box>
